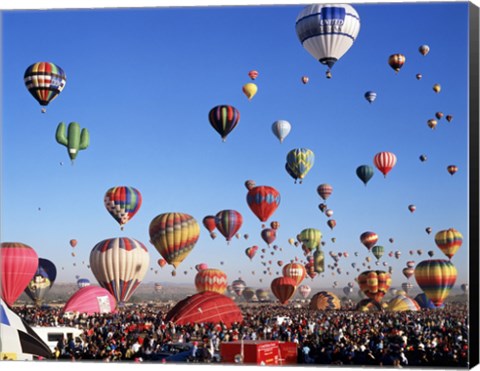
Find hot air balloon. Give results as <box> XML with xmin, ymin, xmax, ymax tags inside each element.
<box><xmin>408</xmin><ymin>204</ymin><xmax>416</xmax><ymax>213</ymax></box>
<box><xmin>356</xmin><ymin>165</ymin><xmax>374</xmax><ymax>186</ymax></box>
<box><xmin>360</xmin><ymin>231</ymin><xmax>378</xmax><ymax>251</ymax></box>
<box><xmin>298</xmin><ymin>228</ymin><xmax>322</xmax><ymax>253</ymax></box>
<box><xmin>309</xmin><ymin>291</ymin><xmax>341</xmax><ymax>310</ymax></box>
<box><xmin>318</xmin><ymin>203</ymin><xmax>327</xmax><ymax>213</ymax></box>
<box><xmin>415</xmin><ymin>259</ymin><xmax>457</xmax><ymax>307</ymax></box>
<box><xmin>327</xmin><ymin>219</ymin><xmax>336</xmax><ymax>230</ymax></box>
<box><xmin>461</xmin><ymin>283</ymin><xmax>468</xmax><ymax>293</ymax></box>
<box><xmin>416</xmin><ymin>73</ymin><xmax>423</xmax><ymax>80</ymax></box>
<box><xmin>158</xmin><ymin>258</ymin><xmax>167</xmax><ymax>268</ymax></box>
<box><xmin>242</xmin><ymin>83</ymin><xmax>258</xmax><ymax>100</ymax></box>
<box><xmin>149</xmin><ymin>212</ymin><xmax>200</xmax><ymax>268</ymax></box>
<box><xmin>77</xmin><ymin>278</ymin><xmax>90</xmax><ymax>289</ymax></box>
<box><xmin>402</xmin><ymin>267</ymin><xmax>415</xmax><ymax>280</ymax></box>
<box><xmin>195</xmin><ymin>263</ymin><xmax>208</xmax><ymax>272</ymax></box>
<box><xmin>419</xmin><ymin>44</ymin><xmax>430</xmax><ymax>56</ymax></box>
<box><xmin>433</xmin><ymin>84</ymin><xmax>441</xmax><ymax>93</ymax></box>
<box><xmin>298</xmin><ymin>284</ymin><xmax>312</xmax><ymax>299</ymax></box>
<box><xmin>317</xmin><ymin>184</ymin><xmax>333</xmax><ymax>201</ymax></box>
<box><xmin>435</xmin><ymin>112</ymin><xmax>444</xmax><ymax>120</ymax></box>
<box><xmin>208</xmin><ymin>105</ymin><xmax>241</xmax><ymax>142</ymax></box>
<box><xmin>271</xmin><ymin>120</ymin><xmax>291</xmax><ymax>143</ymax></box>
<box><xmin>70</xmin><ymin>239</ymin><xmax>77</xmax><ymax>248</ymax></box>
<box><xmin>245</xmin><ymin>246</ymin><xmax>258</xmax><ymax>260</ymax></box>
<box><xmin>24</xmin><ymin>62</ymin><xmax>67</xmax><ymax>112</ymax></box>
<box><xmin>295</xmin><ymin>4</ymin><xmax>361</xmax><ymax>77</ymax></box>
<box><xmin>313</xmin><ymin>249</ymin><xmax>324</xmax><ymax>273</ymax></box>
<box><xmin>202</xmin><ymin>215</ymin><xmax>217</xmax><ymax>239</ymax></box>
<box><xmin>343</xmin><ymin>286</ymin><xmax>353</xmax><ymax>297</ymax></box>
<box><xmin>214</xmin><ymin>210</ymin><xmax>243</xmax><ymax>243</ymax></box>
<box><xmin>261</xmin><ymin>228</ymin><xmax>277</xmax><ymax>246</ymax></box>
<box><xmin>447</xmin><ymin>165</ymin><xmax>458</xmax><ymax>175</ymax></box>
<box><xmin>55</xmin><ymin>122</ymin><xmax>89</xmax><ymax>163</ymax></box>
<box><xmin>242</xmin><ymin>287</ymin><xmax>256</xmax><ymax>302</ymax></box>
<box><xmin>24</xmin><ymin>258</ymin><xmax>57</xmax><ymax>306</ymax></box>
<box><xmin>401</xmin><ymin>282</ymin><xmax>413</xmax><ymax>295</ymax></box>
<box><xmin>388</xmin><ymin>54</ymin><xmax>406</xmax><ymax>73</ymax></box>
<box><xmin>364</xmin><ymin>91</ymin><xmax>377</xmax><ymax>104</ymax></box>
<box><xmin>89</xmin><ymin>237</ymin><xmax>150</xmax><ymax>304</ymax></box>
<box><xmin>374</xmin><ymin>151</ymin><xmax>397</xmax><ymax>178</ymax></box>
<box><xmin>371</xmin><ymin>245</ymin><xmax>384</xmax><ymax>260</ymax></box>
<box><xmin>246</xmin><ymin>185</ymin><xmax>280</xmax><ymax>222</ymax></box>
<box><xmin>195</xmin><ymin>269</ymin><xmax>227</xmax><ymax>294</ymax></box>
<box><xmin>271</xmin><ymin>277</ymin><xmax>297</xmax><ymax>304</ymax></box>
<box><xmin>419</xmin><ymin>154</ymin><xmax>427</xmax><ymax>162</ymax></box>
<box><xmin>446</xmin><ymin>115</ymin><xmax>453</xmax><ymax>122</ymax></box>
<box><xmin>434</xmin><ymin>228</ymin><xmax>463</xmax><ymax>259</ymax></box>
<box><xmin>395</xmin><ymin>251</ymin><xmax>402</xmax><ymax>259</ymax></box>
<box><xmin>427</xmin><ymin>119</ymin><xmax>437</xmax><ymax>129</ymax></box>
<box><xmin>357</xmin><ymin>270</ymin><xmax>392</xmax><ymax>302</ymax></box>
<box><xmin>282</xmin><ymin>262</ymin><xmax>306</xmax><ymax>286</ymax></box>
<box><xmin>428</xmin><ymin>250</ymin><xmax>435</xmax><ymax>257</ymax></box>
<box><xmin>325</xmin><ymin>209</ymin><xmax>334</xmax><ymax>218</ymax></box>
<box><xmin>286</xmin><ymin>148</ymin><xmax>315</xmax><ymax>183</ymax></box>
<box><xmin>245</xmin><ymin>180</ymin><xmax>256</xmax><ymax>190</ymax></box>
<box><xmin>387</xmin><ymin>295</ymin><xmax>420</xmax><ymax>311</ymax></box>
<box><xmin>1</xmin><ymin>242</ymin><xmax>39</xmax><ymax>307</ymax></box>
<box><xmin>414</xmin><ymin>292</ymin><xmax>444</xmax><ymax>309</ymax></box>
<box><xmin>232</xmin><ymin>278</ymin><xmax>247</xmax><ymax>296</ymax></box>
<box><xmin>104</xmin><ymin>186</ymin><xmax>142</xmax><ymax>230</ymax></box>
<box><xmin>248</xmin><ymin>70</ymin><xmax>258</xmax><ymax>80</ymax></box>
<box><xmin>301</xmin><ymin>76</ymin><xmax>309</xmax><ymax>84</ymax></box>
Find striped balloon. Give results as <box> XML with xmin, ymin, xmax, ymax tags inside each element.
<box><xmin>298</xmin><ymin>284</ymin><xmax>312</xmax><ymax>299</ymax></box>
<box><xmin>414</xmin><ymin>292</ymin><xmax>444</xmax><ymax>309</ymax></box>
<box><xmin>90</xmin><ymin>237</ymin><xmax>150</xmax><ymax>304</ymax></box>
<box><xmin>261</xmin><ymin>228</ymin><xmax>277</xmax><ymax>246</ymax></box>
<box><xmin>286</xmin><ymin>148</ymin><xmax>315</xmax><ymax>182</ymax></box>
<box><xmin>24</xmin><ymin>62</ymin><xmax>67</xmax><ymax>110</ymax></box>
<box><xmin>374</xmin><ymin>151</ymin><xmax>397</xmax><ymax>177</ymax></box>
<box><xmin>435</xmin><ymin>228</ymin><xmax>463</xmax><ymax>259</ymax></box>
<box><xmin>282</xmin><ymin>263</ymin><xmax>306</xmax><ymax>286</ymax></box>
<box><xmin>149</xmin><ymin>213</ymin><xmax>200</xmax><ymax>268</ymax></box>
<box><xmin>208</xmin><ymin>105</ymin><xmax>240</xmax><ymax>142</ymax></box>
<box><xmin>248</xmin><ymin>70</ymin><xmax>259</xmax><ymax>80</ymax></box>
<box><xmin>195</xmin><ymin>269</ymin><xmax>227</xmax><ymax>294</ymax></box>
<box><xmin>104</xmin><ymin>186</ymin><xmax>142</xmax><ymax>230</ymax></box>
<box><xmin>215</xmin><ymin>210</ymin><xmax>243</xmax><ymax>242</ymax></box>
<box><xmin>364</xmin><ymin>91</ymin><xmax>377</xmax><ymax>103</ymax></box>
<box><xmin>357</xmin><ymin>270</ymin><xmax>392</xmax><ymax>303</ymax></box>
<box><xmin>317</xmin><ymin>184</ymin><xmax>333</xmax><ymax>201</ymax></box>
<box><xmin>415</xmin><ymin>259</ymin><xmax>457</xmax><ymax>307</ymax></box>
<box><xmin>401</xmin><ymin>282</ymin><xmax>413</xmax><ymax>295</ymax></box>
<box><xmin>1</xmin><ymin>242</ymin><xmax>39</xmax><ymax>306</ymax></box>
<box><xmin>309</xmin><ymin>291</ymin><xmax>341</xmax><ymax>310</ymax></box>
<box><xmin>271</xmin><ymin>120</ymin><xmax>291</xmax><ymax>143</ymax></box>
<box><xmin>387</xmin><ymin>295</ymin><xmax>420</xmax><ymax>311</ymax></box>
<box><xmin>360</xmin><ymin>231</ymin><xmax>378</xmax><ymax>251</ymax></box>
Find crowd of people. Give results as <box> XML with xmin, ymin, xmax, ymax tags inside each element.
<box><xmin>13</xmin><ymin>301</ymin><xmax>469</xmax><ymax>367</ymax></box>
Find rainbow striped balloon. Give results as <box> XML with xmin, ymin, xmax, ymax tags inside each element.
<box><xmin>414</xmin><ymin>259</ymin><xmax>457</xmax><ymax>307</ymax></box>
<box><xmin>434</xmin><ymin>228</ymin><xmax>463</xmax><ymax>259</ymax></box>
<box><xmin>357</xmin><ymin>270</ymin><xmax>392</xmax><ymax>303</ymax></box>
<box><xmin>149</xmin><ymin>212</ymin><xmax>200</xmax><ymax>268</ymax></box>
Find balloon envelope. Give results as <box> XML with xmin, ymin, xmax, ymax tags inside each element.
<box><xmin>296</xmin><ymin>4</ymin><xmax>361</xmax><ymax>70</ymax></box>
<box><xmin>414</xmin><ymin>259</ymin><xmax>457</xmax><ymax>307</ymax></box>
<box><xmin>24</xmin><ymin>62</ymin><xmax>67</xmax><ymax>108</ymax></box>
<box><xmin>309</xmin><ymin>291</ymin><xmax>341</xmax><ymax>310</ymax></box>
<box><xmin>271</xmin><ymin>277</ymin><xmax>297</xmax><ymax>304</ymax></box>
<box><xmin>90</xmin><ymin>237</ymin><xmax>150</xmax><ymax>304</ymax></box>
<box><xmin>1</xmin><ymin>242</ymin><xmax>39</xmax><ymax>306</ymax></box>
<box><xmin>24</xmin><ymin>258</ymin><xmax>57</xmax><ymax>305</ymax></box>
<box><xmin>195</xmin><ymin>269</ymin><xmax>227</xmax><ymax>294</ymax></box>
<box><xmin>149</xmin><ymin>212</ymin><xmax>200</xmax><ymax>267</ymax></box>
<box><xmin>246</xmin><ymin>186</ymin><xmax>280</xmax><ymax>222</ymax></box>
<box><xmin>104</xmin><ymin>186</ymin><xmax>142</xmax><ymax>230</ymax></box>
<box><xmin>63</xmin><ymin>286</ymin><xmax>117</xmax><ymax>315</ymax></box>
<box><xmin>208</xmin><ymin>105</ymin><xmax>241</xmax><ymax>141</ymax></box>
<box><xmin>165</xmin><ymin>291</ymin><xmax>243</xmax><ymax>327</ymax></box>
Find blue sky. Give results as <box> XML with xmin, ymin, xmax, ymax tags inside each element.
<box><xmin>1</xmin><ymin>1</ymin><xmax>471</xmax><ymax>293</ymax></box>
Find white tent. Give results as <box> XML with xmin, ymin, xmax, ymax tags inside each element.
<box><xmin>0</xmin><ymin>299</ymin><xmax>51</xmax><ymax>360</ymax></box>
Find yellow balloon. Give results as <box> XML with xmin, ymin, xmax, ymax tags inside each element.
<box><xmin>433</xmin><ymin>83</ymin><xmax>441</xmax><ymax>93</ymax></box>
<box><xmin>242</xmin><ymin>83</ymin><xmax>258</xmax><ymax>100</ymax></box>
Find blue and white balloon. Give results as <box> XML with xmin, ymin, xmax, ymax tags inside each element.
<box><xmin>272</xmin><ymin>120</ymin><xmax>291</xmax><ymax>143</ymax></box>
